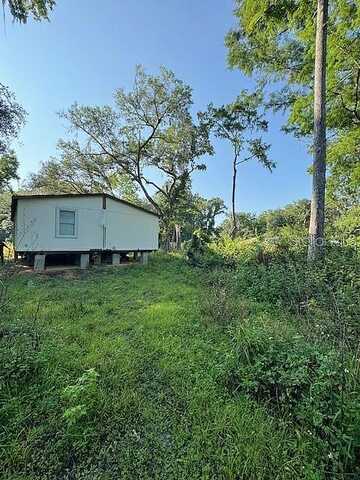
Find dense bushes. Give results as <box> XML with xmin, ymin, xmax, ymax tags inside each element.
<box><xmin>1</xmin><ymin>248</ymin><xmax>359</xmax><ymax>478</ymax></box>
<box><xmin>194</xmin><ymin>234</ymin><xmax>360</xmax><ymax>341</ymax></box>
<box><xmin>226</xmin><ymin>316</ymin><xmax>360</xmax><ymax>478</ymax></box>
<box><xmin>1</xmin><ymin>256</ymin><xmax>305</xmax><ymax>479</ymax></box>
<box><xmin>0</xmin><ymin>321</ymin><xmax>43</xmax><ymax>389</ymax></box>
<box><xmin>192</xmin><ymin>234</ymin><xmax>360</xmax><ymax>477</ymax></box>
<box><xmin>200</xmin><ymin>269</ymin><xmax>249</xmax><ymax>326</ymax></box>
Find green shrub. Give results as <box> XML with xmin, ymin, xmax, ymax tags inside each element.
<box><xmin>333</xmin><ymin>205</ymin><xmax>360</xmax><ymax>248</ymax></box>
<box><xmin>226</xmin><ymin>321</ymin><xmax>360</xmax><ymax>477</ymax></box>
<box><xmin>62</xmin><ymin>368</ymin><xmax>100</xmax><ymax>427</ymax></box>
<box><xmin>261</xmin><ymin>225</ymin><xmax>307</xmax><ymax>260</ymax></box>
<box><xmin>185</xmin><ymin>231</ymin><xmax>227</xmax><ymax>268</ymax></box>
<box><xmin>232</xmin><ymin>247</ymin><xmax>360</xmax><ymax>340</ymax></box>
<box><xmin>206</xmin><ymin>228</ymin><xmax>307</xmax><ymax>267</ymax></box>
<box><xmin>192</xmin><ymin>232</ymin><xmax>360</xmax><ymax>477</ymax></box>
<box><xmin>185</xmin><ymin>231</ymin><xmax>207</xmax><ymax>266</ymax></box>
<box><xmin>209</xmin><ymin>235</ymin><xmax>264</xmax><ymax>266</ymax></box>
<box><xmin>194</xmin><ymin>233</ymin><xmax>360</xmax><ymax>342</ymax></box>
<box><xmin>200</xmin><ymin>270</ymin><xmax>249</xmax><ymax>326</ymax></box>
<box><xmin>0</xmin><ymin>321</ymin><xmax>42</xmax><ymax>389</ymax></box>
<box><xmin>228</xmin><ymin>338</ymin><xmax>341</xmax><ymax>413</ymax></box>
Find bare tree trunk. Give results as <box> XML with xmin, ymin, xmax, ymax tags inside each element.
<box><xmin>231</xmin><ymin>156</ymin><xmax>238</xmax><ymax>239</ymax></box>
<box><xmin>308</xmin><ymin>0</ymin><xmax>328</xmax><ymax>262</ymax></box>
<box><xmin>175</xmin><ymin>224</ymin><xmax>181</xmax><ymax>250</ymax></box>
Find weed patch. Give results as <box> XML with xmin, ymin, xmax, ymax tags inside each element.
<box><xmin>1</xmin><ymin>254</ymin><xmax>359</xmax><ymax>479</ymax></box>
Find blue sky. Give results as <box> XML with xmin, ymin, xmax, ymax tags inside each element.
<box><xmin>1</xmin><ymin>0</ymin><xmax>312</xmax><ymax>214</ymax></box>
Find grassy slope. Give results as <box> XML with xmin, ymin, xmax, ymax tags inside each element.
<box><xmin>2</xmin><ymin>255</ymin><xmax>313</xmax><ymax>479</ymax></box>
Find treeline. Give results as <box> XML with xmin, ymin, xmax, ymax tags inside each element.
<box><xmin>0</xmin><ymin>0</ymin><xmax>359</xmax><ymax>258</ymax></box>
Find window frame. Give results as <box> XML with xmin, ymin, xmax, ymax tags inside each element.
<box><xmin>55</xmin><ymin>207</ymin><xmax>78</xmax><ymax>238</ymax></box>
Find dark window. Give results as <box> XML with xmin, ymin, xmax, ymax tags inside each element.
<box><xmin>59</xmin><ymin>210</ymin><xmax>76</xmax><ymax>236</ymax></box>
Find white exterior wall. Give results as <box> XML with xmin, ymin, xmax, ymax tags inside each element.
<box><xmin>15</xmin><ymin>196</ymin><xmax>159</xmax><ymax>252</ymax></box>
<box><xmin>104</xmin><ymin>198</ymin><xmax>159</xmax><ymax>251</ymax></box>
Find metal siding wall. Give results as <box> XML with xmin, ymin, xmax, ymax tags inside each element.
<box><xmin>105</xmin><ymin>199</ymin><xmax>159</xmax><ymax>251</ymax></box>
<box><xmin>15</xmin><ymin>197</ymin><xmax>159</xmax><ymax>252</ymax></box>
<box><xmin>15</xmin><ymin>197</ymin><xmax>103</xmax><ymax>251</ymax></box>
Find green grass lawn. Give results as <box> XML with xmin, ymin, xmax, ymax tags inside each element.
<box><xmin>0</xmin><ymin>254</ymin><xmax>354</xmax><ymax>479</ymax></box>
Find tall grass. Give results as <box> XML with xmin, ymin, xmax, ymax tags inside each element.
<box><xmin>1</xmin><ymin>252</ymin><xmax>359</xmax><ymax>479</ymax></box>
<box><xmin>192</xmin><ymin>237</ymin><xmax>360</xmax><ymax>478</ymax></box>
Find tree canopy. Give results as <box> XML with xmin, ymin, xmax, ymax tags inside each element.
<box><xmin>2</xmin><ymin>0</ymin><xmax>55</xmax><ymax>23</ymax></box>
<box><xmin>0</xmin><ymin>83</ymin><xmax>26</xmax><ymax>156</ymax></box>
<box><xmin>0</xmin><ymin>84</ymin><xmax>24</xmax><ymax>193</ymax></box>
<box><xmin>24</xmin><ymin>66</ymin><xmax>215</xmax><ymax>246</ymax></box>
<box><xmin>53</xmin><ymin>66</ymin><xmax>212</xmax><ymax>219</ymax></box>
<box><xmin>199</xmin><ymin>91</ymin><xmax>275</xmax><ymax>236</ymax></box>
<box><xmin>226</xmin><ymin>0</ymin><xmax>360</xmax><ymax>210</ymax></box>
<box><xmin>25</xmin><ymin>156</ymin><xmax>140</xmax><ymax>204</ymax></box>
<box><xmin>0</xmin><ymin>152</ymin><xmax>19</xmax><ymax>192</ymax></box>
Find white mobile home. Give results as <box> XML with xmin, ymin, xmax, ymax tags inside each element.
<box><xmin>11</xmin><ymin>193</ymin><xmax>159</xmax><ymax>269</ymax></box>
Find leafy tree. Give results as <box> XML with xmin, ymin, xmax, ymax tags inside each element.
<box><xmin>57</xmin><ymin>66</ymin><xmax>212</xmax><ymax>229</ymax></box>
<box><xmin>0</xmin><ymin>191</ymin><xmax>12</xmax><ymax>240</ymax></box>
<box><xmin>0</xmin><ymin>150</ymin><xmax>20</xmax><ymax>241</ymax></box>
<box><xmin>333</xmin><ymin>205</ymin><xmax>360</xmax><ymax>246</ymax></box>
<box><xmin>0</xmin><ymin>151</ymin><xmax>19</xmax><ymax>192</ymax></box>
<box><xmin>153</xmin><ymin>180</ymin><xmax>225</xmax><ymax>248</ymax></box>
<box><xmin>0</xmin><ymin>83</ymin><xmax>26</xmax><ymax>155</ymax></box>
<box><xmin>258</xmin><ymin>199</ymin><xmax>311</xmax><ymax>232</ymax></box>
<box><xmin>153</xmin><ymin>180</ymin><xmax>191</xmax><ymax>249</ymax></box>
<box><xmin>199</xmin><ymin>91</ymin><xmax>275</xmax><ymax>238</ymax></box>
<box><xmin>2</xmin><ymin>0</ymin><xmax>55</xmax><ymax>23</ymax></box>
<box><xmin>1</xmin><ymin>0</ymin><xmax>55</xmax><ymax>193</ymax></box>
<box><xmin>326</xmin><ymin>128</ymin><xmax>360</xmax><ymax>211</ymax></box>
<box><xmin>25</xmin><ymin>156</ymin><xmax>140</xmax><ymax>204</ymax></box>
<box><xmin>221</xmin><ymin>211</ymin><xmax>260</xmax><ymax>238</ymax></box>
<box><xmin>226</xmin><ymin>0</ymin><xmax>359</xmax><ymax>138</ymax></box>
<box><xmin>179</xmin><ymin>193</ymin><xmax>226</xmax><ymax>243</ymax></box>
<box><xmin>226</xmin><ymin>0</ymin><xmax>360</xmax><ymax>255</ymax></box>
<box><xmin>0</xmin><ymin>85</ymin><xmax>24</xmax><ymax>239</ymax></box>
<box><xmin>220</xmin><ymin>200</ymin><xmax>311</xmax><ymax>239</ymax></box>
